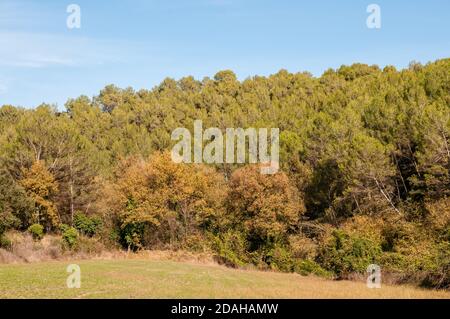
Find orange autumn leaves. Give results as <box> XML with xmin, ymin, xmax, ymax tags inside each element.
<box><xmin>108</xmin><ymin>152</ymin><xmax>304</xmax><ymax>247</ymax></box>
<box><xmin>227</xmin><ymin>165</ymin><xmax>304</xmax><ymax>242</ymax></box>
<box><xmin>20</xmin><ymin>160</ymin><xmax>59</xmax><ymax>229</ymax></box>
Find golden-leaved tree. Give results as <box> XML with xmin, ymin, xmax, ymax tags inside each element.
<box><xmin>20</xmin><ymin>160</ymin><xmax>59</xmax><ymax>230</ymax></box>
<box><xmin>227</xmin><ymin>165</ymin><xmax>305</xmax><ymax>246</ymax></box>
<box><xmin>109</xmin><ymin>152</ymin><xmax>226</xmax><ymax>249</ymax></box>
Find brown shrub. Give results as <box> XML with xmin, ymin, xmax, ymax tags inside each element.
<box><xmin>288</xmin><ymin>235</ymin><xmax>317</xmax><ymax>260</ymax></box>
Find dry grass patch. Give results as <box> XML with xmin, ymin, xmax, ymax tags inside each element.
<box><xmin>0</xmin><ymin>258</ymin><xmax>449</xmax><ymax>299</ymax></box>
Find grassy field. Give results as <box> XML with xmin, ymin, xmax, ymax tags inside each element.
<box><xmin>0</xmin><ymin>258</ymin><xmax>449</xmax><ymax>299</ymax></box>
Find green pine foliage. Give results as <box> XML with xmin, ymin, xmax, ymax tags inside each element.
<box><xmin>0</xmin><ymin>58</ymin><xmax>449</xmax><ymax>288</ymax></box>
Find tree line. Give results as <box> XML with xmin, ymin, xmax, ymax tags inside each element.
<box><xmin>0</xmin><ymin>59</ymin><xmax>449</xmax><ymax>288</ymax></box>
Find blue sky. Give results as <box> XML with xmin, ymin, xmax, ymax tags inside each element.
<box><xmin>0</xmin><ymin>0</ymin><xmax>449</xmax><ymax>108</ymax></box>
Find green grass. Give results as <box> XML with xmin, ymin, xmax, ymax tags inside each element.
<box><xmin>0</xmin><ymin>258</ymin><xmax>449</xmax><ymax>298</ymax></box>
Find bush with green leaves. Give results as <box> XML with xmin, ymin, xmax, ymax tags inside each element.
<box><xmin>266</xmin><ymin>245</ymin><xmax>295</xmax><ymax>272</ymax></box>
<box><xmin>119</xmin><ymin>222</ymin><xmax>145</xmax><ymax>251</ymax></box>
<box><xmin>294</xmin><ymin>259</ymin><xmax>333</xmax><ymax>278</ymax></box>
<box><xmin>210</xmin><ymin>230</ymin><xmax>248</xmax><ymax>268</ymax></box>
<box><xmin>420</xmin><ymin>242</ymin><xmax>450</xmax><ymax>289</ymax></box>
<box><xmin>61</xmin><ymin>224</ymin><xmax>78</xmax><ymax>248</ymax></box>
<box><xmin>317</xmin><ymin>229</ymin><xmax>382</xmax><ymax>277</ymax></box>
<box><xmin>28</xmin><ymin>223</ymin><xmax>44</xmax><ymax>241</ymax></box>
<box><xmin>0</xmin><ymin>170</ymin><xmax>34</xmax><ymax>231</ymax></box>
<box><xmin>0</xmin><ymin>235</ymin><xmax>11</xmax><ymax>249</ymax></box>
<box><xmin>0</xmin><ymin>210</ymin><xmax>20</xmax><ymax>238</ymax></box>
<box><xmin>73</xmin><ymin>212</ymin><xmax>102</xmax><ymax>237</ymax></box>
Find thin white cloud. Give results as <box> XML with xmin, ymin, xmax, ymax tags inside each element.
<box><xmin>0</xmin><ymin>31</ymin><xmax>125</xmax><ymax>68</ymax></box>
<box><xmin>0</xmin><ymin>0</ymin><xmax>127</xmax><ymax>69</ymax></box>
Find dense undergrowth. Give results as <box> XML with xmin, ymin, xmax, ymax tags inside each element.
<box><xmin>1</xmin><ymin>59</ymin><xmax>449</xmax><ymax>289</ymax></box>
